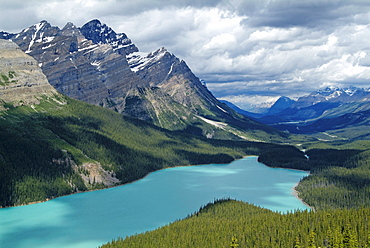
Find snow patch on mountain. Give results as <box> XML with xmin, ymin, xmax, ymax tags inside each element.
<box><xmin>197</xmin><ymin>115</ymin><xmax>228</xmax><ymax>129</ymax></box>
<box><xmin>128</xmin><ymin>48</ymin><xmax>170</xmax><ymax>72</ymax></box>
<box><xmin>26</xmin><ymin>21</ymin><xmax>47</xmax><ymax>53</ymax></box>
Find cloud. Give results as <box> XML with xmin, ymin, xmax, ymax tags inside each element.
<box><xmin>234</xmin><ymin>0</ymin><xmax>370</xmax><ymax>28</ymax></box>
<box><xmin>1</xmin><ymin>0</ymin><xmax>370</xmax><ymax>111</ymax></box>
<box><xmin>218</xmin><ymin>94</ymin><xmax>280</xmax><ymax>111</ymax></box>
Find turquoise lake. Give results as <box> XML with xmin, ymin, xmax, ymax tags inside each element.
<box><xmin>0</xmin><ymin>156</ymin><xmax>309</xmax><ymax>248</ymax></box>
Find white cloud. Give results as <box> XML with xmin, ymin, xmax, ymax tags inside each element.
<box><xmin>219</xmin><ymin>94</ymin><xmax>280</xmax><ymax>111</ymax></box>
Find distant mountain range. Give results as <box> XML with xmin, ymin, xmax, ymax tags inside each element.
<box><xmin>1</xmin><ymin>19</ymin><xmax>285</xmax><ymax>142</ymax></box>
<box><xmin>224</xmin><ymin>86</ymin><xmax>370</xmax><ymax>140</ymax></box>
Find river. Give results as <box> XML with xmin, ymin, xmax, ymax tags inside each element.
<box><xmin>0</xmin><ymin>156</ymin><xmax>309</xmax><ymax>248</ymax></box>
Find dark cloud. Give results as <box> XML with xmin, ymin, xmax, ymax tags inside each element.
<box><xmin>236</xmin><ymin>0</ymin><xmax>370</xmax><ymax>28</ymax></box>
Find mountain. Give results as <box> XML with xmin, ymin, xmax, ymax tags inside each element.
<box><xmin>258</xmin><ymin>87</ymin><xmax>370</xmax><ymax>139</ymax></box>
<box><xmin>221</xmin><ymin>96</ymin><xmax>296</xmax><ymax>119</ymax></box>
<box><xmin>294</xmin><ymin>86</ymin><xmax>370</xmax><ymax>108</ymax></box>
<box><xmin>282</xmin><ymin>87</ymin><xmax>370</xmax><ymax>120</ymax></box>
<box><xmin>0</xmin><ymin>39</ymin><xmax>290</xmax><ymax>207</ymax></box>
<box><xmin>2</xmin><ymin>20</ymin><xmax>286</xmax><ymax>142</ymax></box>
<box><xmin>258</xmin><ymin>86</ymin><xmax>370</xmax><ymax>123</ymax></box>
<box><xmin>265</xmin><ymin>96</ymin><xmax>296</xmax><ymax>115</ymax></box>
<box><xmin>79</xmin><ymin>19</ymin><xmax>139</xmax><ymax>55</ymax></box>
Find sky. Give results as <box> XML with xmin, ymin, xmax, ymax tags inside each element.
<box><xmin>1</xmin><ymin>0</ymin><xmax>370</xmax><ymax>110</ymax></box>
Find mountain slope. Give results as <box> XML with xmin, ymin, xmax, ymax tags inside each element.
<box><xmin>3</xmin><ymin>20</ymin><xmax>286</xmax><ymax>142</ymax></box>
<box><xmin>0</xmin><ymin>39</ymin><xmax>57</xmax><ymax>105</ymax></box>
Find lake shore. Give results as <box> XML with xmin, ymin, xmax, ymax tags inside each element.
<box><xmin>1</xmin><ymin>156</ymin><xmax>248</xmax><ymax>208</ymax></box>
<box><xmin>2</xmin><ymin>155</ymin><xmax>310</xmax><ymax>210</ymax></box>
<box><xmin>292</xmin><ymin>182</ymin><xmax>314</xmax><ymax>211</ymax></box>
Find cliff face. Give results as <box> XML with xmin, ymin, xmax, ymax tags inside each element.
<box><xmin>7</xmin><ymin>21</ymin><xmax>146</xmax><ymax>114</ymax></box>
<box><xmin>129</xmin><ymin>47</ymin><xmax>220</xmax><ymax>111</ymax></box>
<box><xmin>0</xmin><ymin>39</ymin><xmax>57</xmax><ymax>106</ymax></box>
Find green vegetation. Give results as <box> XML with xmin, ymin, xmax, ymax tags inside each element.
<box><xmin>100</xmin><ymin>199</ymin><xmax>370</xmax><ymax>248</ymax></box>
<box><xmin>0</xmin><ymin>71</ymin><xmax>17</xmax><ymax>86</ymax></box>
<box><xmin>296</xmin><ymin>149</ymin><xmax>370</xmax><ymax>210</ymax></box>
<box><xmin>0</xmin><ymin>94</ymin><xmax>291</xmax><ymax>207</ymax></box>
<box><xmin>259</xmin><ymin>146</ymin><xmax>370</xmax><ymax>210</ymax></box>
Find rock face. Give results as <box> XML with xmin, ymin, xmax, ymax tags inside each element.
<box><xmin>79</xmin><ymin>19</ymin><xmax>139</xmax><ymax>55</ymax></box>
<box><xmin>5</xmin><ymin>20</ymin><xmax>146</xmax><ymax>113</ymax></box>
<box><xmin>0</xmin><ymin>39</ymin><xmax>57</xmax><ymax>105</ymax></box>
<box><xmin>3</xmin><ymin>20</ymin><xmax>284</xmax><ymax>141</ymax></box>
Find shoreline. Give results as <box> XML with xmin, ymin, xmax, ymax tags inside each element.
<box><xmin>1</xmin><ymin>155</ymin><xmax>311</xmax><ymax>210</ymax></box>
<box><xmin>292</xmin><ymin>182</ymin><xmax>314</xmax><ymax>211</ymax></box>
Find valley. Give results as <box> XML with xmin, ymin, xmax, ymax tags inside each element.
<box><xmin>1</xmin><ymin>18</ymin><xmax>370</xmax><ymax>248</ymax></box>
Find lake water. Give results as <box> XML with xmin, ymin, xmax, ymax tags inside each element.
<box><xmin>0</xmin><ymin>156</ymin><xmax>309</xmax><ymax>248</ymax></box>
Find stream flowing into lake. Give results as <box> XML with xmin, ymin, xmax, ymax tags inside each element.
<box><xmin>0</xmin><ymin>156</ymin><xmax>309</xmax><ymax>248</ymax></box>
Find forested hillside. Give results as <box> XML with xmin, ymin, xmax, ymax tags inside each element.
<box><xmin>0</xmin><ymin>94</ymin><xmax>293</xmax><ymax>207</ymax></box>
<box><xmin>259</xmin><ymin>146</ymin><xmax>370</xmax><ymax>210</ymax></box>
<box><xmin>101</xmin><ymin>199</ymin><xmax>370</xmax><ymax>248</ymax></box>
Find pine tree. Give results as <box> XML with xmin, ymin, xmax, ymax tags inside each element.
<box><xmin>230</xmin><ymin>235</ymin><xmax>239</xmax><ymax>248</ymax></box>
<box><xmin>294</xmin><ymin>235</ymin><xmax>301</xmax><ymax>248</ymax></box>
<box><xmin>325</xmin><ymin>227</ymin><xmax>334</xmax><ymax>248</ymax></box>
<box><xmin>308</xmin><ymin>231</ymin><xmax>317</xmax><ymax>248</ymax></box>
<box><xmin>342</xmin><ymin>224</ymin><xmax>358</xmax><ymax>248</ymax></box>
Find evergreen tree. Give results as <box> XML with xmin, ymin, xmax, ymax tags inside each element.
<box><xmin>308</xmin><ymin>231</ymin><xmax>317</xmax><ymax>248</ymax></box>
<box><xmin>230</xmin><ymin>235</ymin><xmax>239</xmax><ymax>248</ymax></box>
<box><xmin>294</xmin><ymin>236</ymin><xmax>301</xmax><ymax>248</ymax></box>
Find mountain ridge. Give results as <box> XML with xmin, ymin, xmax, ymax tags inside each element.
<box><xmin>2</xmin><ymin>19</ymin><xmax>286</xmax><ymax>142</ymax></box>
<box><xmin>247</xmin><ymin>86</ymin><xmax>370</xmax><ymax>139</ymax></box>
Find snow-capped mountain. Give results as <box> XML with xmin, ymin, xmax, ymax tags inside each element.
<box><xmin>255</xmin><ymin>86</ymin><xmax>370</xmax><ymax>136</ymax></box>
<box><xmin>1</xmin><ymin>20</ymin><xmax>284</xmax><ymax>141</ymax></box>
<box><xmin>293</xmin><ymin>86</ymin><xmax>370</xmax><ymax>109</ymax></box>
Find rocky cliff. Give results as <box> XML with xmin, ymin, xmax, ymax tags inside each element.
<box><xmin>0</xmin><ymin>39</ymin><xmax>57</xmax><ymax>106</ymax></box>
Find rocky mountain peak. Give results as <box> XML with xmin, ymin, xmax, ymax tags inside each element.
<box><xmin>0</xmin><ymin>31</ymin><xmax>13</xmax><ymax>39</ymax></box>
<box><xmin>12</xmin><ymin>21</ymin><xmax>60</xmax><ymax>54</ymax></box>
<box><xmin>128</xmin><ymin>47</ymin><xmax>175</xmax><ymax>73</ymax></box>
<box><xmin>308</xmin><ymin>86</ymin><xmax>370</xmax><ymax>102</ymax></box>
<box><xmin>61</xmin><ymin>22</ymin><xmax>82</xmax><ymax>37</ymax></box>
<box><xmin>80</xmin><ymin>19</ymin><xmax>138</xmax><ymax>55</ymax></box>
<box><xmin>266</xmin><ymin>96</ymin><xmax>295</xmax><ymax>115</ymax></box>
<box><xmin>149</xmin><ymin>47</ymin><xmax>170</xmax><ymax>57</ymax></box>
<box><xmin>313</xmin><ymin>86</ymin><xmax>340</xmax><ymax>96</ymax></box>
